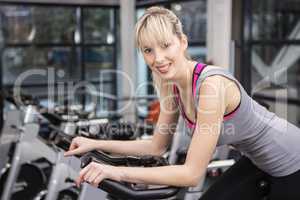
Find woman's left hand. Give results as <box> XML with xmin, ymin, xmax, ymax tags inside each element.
<box><xmin>76</xmin><ymin>162</ymin><xmax>123</xmax><ymax>187</ymax></box>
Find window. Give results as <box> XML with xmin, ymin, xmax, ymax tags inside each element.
<box><xmin>242</xmin><ymin>0</ymin><xmax>300</xmax><ymax>126</ymax></box>
<box><xmin>0</xmin><ymin>4</ymin><xmax>118</xmax><ymax>114</ymax></box>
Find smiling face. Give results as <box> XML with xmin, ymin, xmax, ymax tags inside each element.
<box><xmin>135</xmin><ymin>7</ymin><xmax>188</xmax><ymax>81</ymax></box>
<box><xmin>141</xmin><ymin>33</ymin><xmax>187</xmax><ymax>80</ymax></box>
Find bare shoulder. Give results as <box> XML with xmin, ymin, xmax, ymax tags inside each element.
<box><xmin>203</xmin><ymin>65</ymin><xmax>238</xmax><ymax>89</ymax></box>
<box><xmin>201</xmin><ymin>65</ymin><xmax>240</xmax><ymax>112</ymax></box>
<box><xmin>200</xmin><ymin>74</ymin><xmax>227</xmax><ymax>93</ymax></box>
<box><xmin>202</xmin><ymin>74</ymin><xmax>240</xmax><ymax>98</ymax></box>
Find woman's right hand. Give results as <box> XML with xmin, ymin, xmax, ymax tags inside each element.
<box><xmin>64</xmin><ymin>136</ymin><xmax>98</xmax><ymax>156</ymax></box>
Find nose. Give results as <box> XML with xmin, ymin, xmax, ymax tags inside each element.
<box><xmin>153</xmin><ymin>49</ymin><xmax>165</xmax><ymax>64</ymax></box>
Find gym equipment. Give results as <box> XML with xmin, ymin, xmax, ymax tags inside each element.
<box><xmin>1</xmin><ymin>91</ymin><xmax>158</xmax><ymax>200</ymax></box>
<box><xmin>0</xmin><ymin>95</ymin><xmax>77</xmax><ymax>200</ymax></box>
<box><xmin>8</xmin><ymin>157</ymin><xmax>52</xmax><ymax>200</ymax></box>
<box><xmin>2</xmin><ymin>90</ymin><xmax>262</xmax><ymax>200</ymax></box>
<box><xmin>0</xmin><ymin>129</ymin><xmax>54</xmax><ymax>200</ymax></box>
<box><xmin>80</xmin><ymin>150</ymin><xmax>180</xmax><ymax>200</ymax></box>
<box><xmin>77</xmin><ymin>146</ymin><xmax>266</xmax><ymax>200</ymax></box>
<box><xmin>0</xmin><ymin>110</ymin><xmax>22</xmax><ymax>178</ymax></box>
<box><xmin>38</xmin><ymin>110</ymin><xmax>111</xmax><ymax>200</ymax></box>
<box><xmin>43</xmin><ymin>152</ymin><xmax>79</xmax><ymax>200</ymax></box>
<box><xmin>57</xmin><ymin>186</ymin><xmax>80</xmax><ymax>200</ymax></box>
<box><xmin>41</xmin><ymin>122</ymin><xmax>107</xmax><ymax>200</ymax></box>
<box><xmin>0</xmin><ymin>121</ymin><xmax>57</xmax><ymax>200</ymax></box>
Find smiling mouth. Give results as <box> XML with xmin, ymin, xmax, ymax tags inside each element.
<box><xmin>156</xmin><ymin>63</ymin><xmax>170</xmax><ymax>74</ymax></box>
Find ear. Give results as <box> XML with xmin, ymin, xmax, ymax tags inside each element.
<box><xmin>181</xmin><ymin>34</ymin><xmax>188</xmax><ymax>50</ymax></box>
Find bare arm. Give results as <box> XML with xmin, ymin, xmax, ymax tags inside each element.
<box><xmin>65</xmin><ymin>83</ymin><xmax>179</xmax><ymax>157</ymax></box>
<box><xmin>113</xmin><ymin>76</ymin><xmax>227</xmax><ymax>187</ymax></box>
<box><xmin>78</xmin><ymin>76</ymin><xmax>227</xmax><ymax>187</ymax></box>
<box><xmin>94</xmin><ymin>109</ymin><xmax>179</xmax><ymax>156</ymax></box>
<box><xmin>94</xmin><ymin>83</ymin><xmax>179</xmax><ymax>156</ymax></box>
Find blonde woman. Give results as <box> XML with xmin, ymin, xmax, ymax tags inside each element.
<box><xmin>65</xmin><ymin>7</ymin><xmax>300</xmax><ymax>200</ymax></box>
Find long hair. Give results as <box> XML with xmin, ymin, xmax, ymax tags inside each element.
<box><xmin>135</xmin><ymin>7</ymin><xmax>190</xmax><ymax>112</ymax></box>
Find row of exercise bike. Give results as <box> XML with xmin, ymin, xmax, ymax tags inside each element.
<box><xmin>0</xmin><ymin>93</ymin><xmax>266</xmax><ymax>200</ymax></box>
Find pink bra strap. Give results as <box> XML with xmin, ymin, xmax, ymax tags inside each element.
<box><xmin>192</xmin><ymin>63</ymin><xmax>207</xmax><ymax>98</ymax></box>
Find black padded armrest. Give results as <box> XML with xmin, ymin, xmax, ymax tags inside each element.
<box><xmin>80</xmin><ymin>151</ymin><xmax>180</xmax><ymax>199</ymax></box>
<box><xmin>80</xmin><ymin>151</ymin><xmax>168</xmax><ymax>168</ymax></box>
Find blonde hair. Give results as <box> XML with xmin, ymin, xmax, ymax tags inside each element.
<box><xmin>135</xmin><ymin>7</ymin><xmax>189</xmax><ymax>112</ymax></box>
<box><xmin>135</xmin><ymin>6</ymin><xmax>189</xmax><ymax>58</ymax></box>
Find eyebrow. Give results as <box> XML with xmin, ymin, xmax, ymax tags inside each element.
<box><xmin>141</xmin><ymin>46</ymin><xmax>151</xmax><ymax>49</ymax></box>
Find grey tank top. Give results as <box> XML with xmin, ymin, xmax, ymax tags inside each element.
<box><xmin>188</xmin><ymin>66</ymin><xmax>300</xmax><ymax>177</ymax></box>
